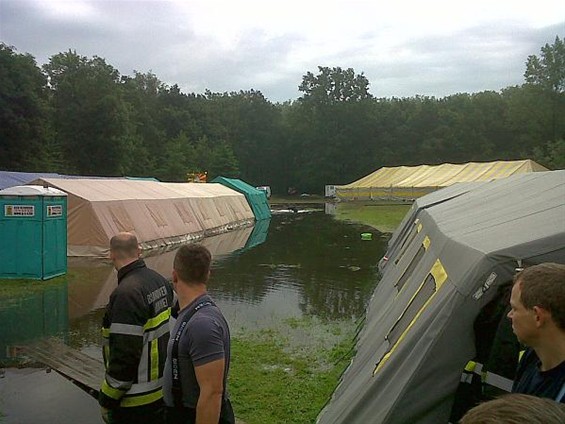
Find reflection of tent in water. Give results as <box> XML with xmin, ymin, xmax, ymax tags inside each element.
<box><xmin>318</xmin><ymin>170</ymin><xmax>565</xmax><ymax>424</ymax></box>
<box><xmin>0</xmin><ymin>283</ymin><xmax>68</xmax><ymax>362</ymax></box>
<box><xmin>336</xmin><ymin>159</ymin><xmax>548</xmax><ymax>201</ymax></box>
<box><xmin>67</xmin><ymin>220</ymin><xmax>270</xmax><ymax>320</ymax></box>
<box><xmin>243</xmin><ymin>217</ymin><xmax>270</xmax><ymax>251</ymax></box>
<box><xmin>32</xmin><ymin>178</ymin><xmax>255</xmax><ymax>257</ymax></box>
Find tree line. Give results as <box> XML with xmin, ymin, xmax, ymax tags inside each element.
<box><xmin>1</xmin><ymin>37</ymin><xmax>563</xmax><ymax>194</ymax></box>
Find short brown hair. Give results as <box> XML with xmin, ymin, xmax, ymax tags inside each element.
<box><xmin>514</xmin><ymin>262</ymin><xmax>565</xmax><ymax>329</ymax></box>
<box><xmin>459</xmin><ymin>394</ymin><xmax>565</xmax><ymax>424</ymax></box>
<box><xmin>173</xmin><ymin>244</ymin><xmax>211</xmax><ymax>284</ymax></box>
<box><xmin>110</xmin><ymin>232</ymin><xmax>139</xmax><ymax>259</ymax></box>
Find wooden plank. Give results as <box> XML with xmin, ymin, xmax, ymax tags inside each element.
<box><xmin>20</xmin><ymin>338</ymin><xmax>104</xmax><ymax>398</ymax></box>
<box><xmin>21</xmin><ymin>338</ymin><xmax>246</xmax><ymax>423</ymax></box>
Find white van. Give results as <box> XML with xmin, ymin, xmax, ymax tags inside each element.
<box><xmin>256</xmin><ymin>186</ymin><xmax>271</xmax><ymax>198</ymax></box>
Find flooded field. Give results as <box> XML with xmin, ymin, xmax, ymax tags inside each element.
<box><xmin>0</xmin><ymin>209</ymin><xmax>388</xmax><ymax>424</ymax></box>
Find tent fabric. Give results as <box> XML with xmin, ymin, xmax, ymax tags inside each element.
<box><xmin>336</xmin><ymin>160</ymin><xmax>549</xmax><ymax>200</ymax></box>
<box><xmin>317</xmin><ymin>170</ymin><xmax>565</xmax><ymax>424</ymax></box>
<box><xmin>212</xmin><ymin>176</ymin><xmax>272</xmax><ymax>220</ymax></box>
<box><xmin>32</xmin><ymin>178</ymin><xmax>255</xmax><ymax>257</ymax></box>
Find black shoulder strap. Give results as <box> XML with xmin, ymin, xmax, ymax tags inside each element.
<box><xmin>171</xmin><ymin>299</ymin><xmax>216</xmax><ymax>408</ymax></box>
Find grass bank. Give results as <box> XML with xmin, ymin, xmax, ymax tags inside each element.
<box><xmin>334</xmin><ymin>202</ymin><xmax>411</xmax><ymax>233</ymax></box>
<box><xmin>229</xmin><ymin>317</ymin><xmax>356</xmax><ymax>424</ymax></box>
<box><xmin>0</xmin><ymin>276</ymin><xmax>67</xmax><ymax>299</ymax></box>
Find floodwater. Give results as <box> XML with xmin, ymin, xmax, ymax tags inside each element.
<box><xmin>0</xmin><ymin>209</ymin><xmax>387</xmax><ymax>424</ymax></box>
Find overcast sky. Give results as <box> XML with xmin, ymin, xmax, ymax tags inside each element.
<box><xmin>1</xmin><ymin>0</ymin><xmax>564</xmax><ymax>102</ymax></box>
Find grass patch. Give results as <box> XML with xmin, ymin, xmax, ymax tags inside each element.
<box><xmin>229</xmin><ymin>325</ymin><xmax>354</xmax><ymax>424</ymax></box>
<box><xmin>0</xmin><ymin>276</ymin><xmax>67</xmax><ymax>299</ymax></box>
<box><xmin>334</xmin><ymin>203</ymin><xmax>411</xmax><ymax>233</ymax></box>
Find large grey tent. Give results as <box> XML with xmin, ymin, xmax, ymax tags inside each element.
<box><xmin>317</xmin><ymin>170</ymin><xmax>565</xmax><ymax>424</ymax></box>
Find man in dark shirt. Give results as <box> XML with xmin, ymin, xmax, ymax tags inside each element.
<box><xmin>163</xmin><ymin>244</ymin><xmax>234</xmax><ymax>424</ymax></box>
<box><xmin>508</xmin><ymin>262</ymin><xmax>565</xmax><ymax>403</ymax></box>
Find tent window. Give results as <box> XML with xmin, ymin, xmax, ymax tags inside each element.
<box><xmin>174</xmin><ymin>202</ymin><xmax>195</xmax><ymax>225</ymax></box>
<box><xmin>109</xmin><ymin>205</ymin><xmax>134</xmax><ymax>232</ymax></box>
<box><xmin>388</xmin><ymin>273</ymin><xmax>436</xmax><ymax>347</ymax></box>
<box><xmin>394</xmin><ymin>220</ymin><xmax>421</xmax><ymax>265</ymax></box>
<box><xmin>215</xmin><ymin>198</ymin><xmax>227</xmax><ymax>217</ymax></box>
<box><xmin>145</xmin><ymin>205</ymin><xmax>167</xmax><ymax>228</ymax></box>
<box><xmin>396</xmin><ymin>244</ymin><xmax>426</xmax><ymax>292</ymax></box>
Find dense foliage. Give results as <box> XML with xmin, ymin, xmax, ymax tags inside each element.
<box><xmin>1</xmin><ymin>37</ymin><xmax>564</xmax><ymax>193</ymax></box>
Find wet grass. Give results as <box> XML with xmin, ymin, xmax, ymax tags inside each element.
<box><xmin>229</xmin><ymin>318</ymin><xmax>356</xmax><ymax>424</ymax></box>
<box><xmin>0</xmin><ymin>276</ymin><xmax>67</xmax><ymax>299</ymax></box>
<box><xmin>334</xmin><ymin>202</ymin><xmax>411</xmax><ymax>233</ymax></box>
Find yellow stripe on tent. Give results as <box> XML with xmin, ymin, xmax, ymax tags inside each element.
<box><xmin>374</xmin><ymin>258</ymin><xmax>448</xmax><ymax>375</ymax></box>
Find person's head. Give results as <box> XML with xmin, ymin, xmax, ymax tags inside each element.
<box><xmin>459</xmin><ymin>393</ymin><xmax>565</xmax><ymax>424</ymax></box>
<box><xmin>109</xmin><ymin>232</ymin><xmax>140</xmax><ymax>269</ymax></box>
<box><xmin>507</xmin><ymin>262</ymin><xmax>565</xmax><ymax>345</ymax></box>
<box><xmin>172</xmin><ymin>244</ymin><xmax>211</xmax><ymax>286</ymax></box>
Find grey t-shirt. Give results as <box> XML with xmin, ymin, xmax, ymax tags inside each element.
<box><xmin>163</xmin><ymin>294</ymin><xmax>231</xmax><ymax>408</ymax></box>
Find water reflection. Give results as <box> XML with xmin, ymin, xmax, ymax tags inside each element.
<box><xmin>0</xmin><ymin>281</ymin><xmax>68</xmax><ymax>365</ymax></box>
<box><xmin>210</xmin><ymin>213</ymin><xmax>384</xmax><ymax>324</ymax></box>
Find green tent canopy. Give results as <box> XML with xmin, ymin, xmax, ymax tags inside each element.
<box><xmin>212</xmin><ymin>176</ymin><xmax>271</xmax><ymax>221</ymax></box>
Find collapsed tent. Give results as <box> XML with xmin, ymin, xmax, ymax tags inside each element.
<box><xmin>318</xmin><ymin>170</ymin><xmax>565</xmax><ymax>424</ymax></box>
<box><xmin>336</xmin><ymin>159</ymin><xmax>548</xmax><ymax>201</ymax></box>
<box><xmin>212</xmin><ymin>176</ymin><xmax>272</xmax><ymax>220</ymax></box>
<box><xmin>33</xmin><ymin>178</ymin><xmax>255</xmax><ymax>257</ymax></box>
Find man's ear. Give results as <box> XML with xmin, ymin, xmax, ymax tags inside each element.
<box><xmin>532</xmin><ymin>306</ymin><xmax>550</xmax><ymax>328</ymax></box>
<box><xmin>172</xmin><ymin>269</ymin><xmax>178</xmax><ymax>283</ymax></box>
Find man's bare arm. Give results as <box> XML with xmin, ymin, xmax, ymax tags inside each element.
<box><xmin>194</xmin><ymin>358</ymin><xmax>225</xmax><ymax>424</ymax></box>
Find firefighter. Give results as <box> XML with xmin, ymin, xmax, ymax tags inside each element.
<box><xmin>99</xmin><ymin>232</ymin><xmax>174</xmax><ymax>424</ymax></box>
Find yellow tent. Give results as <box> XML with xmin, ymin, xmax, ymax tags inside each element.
<box><xmin>336</xmin><ymin>160</ymin><xmax>548</xmax><ymax>201</ymax></box>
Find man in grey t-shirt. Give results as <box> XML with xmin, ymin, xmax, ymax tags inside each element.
<box><xmin>163</xmin><ymin>244</ymin><xmax>234</xmax><ymax>424</ymax></box>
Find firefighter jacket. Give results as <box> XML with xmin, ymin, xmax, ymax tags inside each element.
<box><xmin>99</xmin><ymin>259</ymin><xmax>174</xmax><ymax>409</ymax></box>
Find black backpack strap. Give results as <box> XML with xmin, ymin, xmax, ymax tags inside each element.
<box><xmin>171</xmin><ymin>299</ymin><xmax>216</xmax><ymax>408</ymax></box>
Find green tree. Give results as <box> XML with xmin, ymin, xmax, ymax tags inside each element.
<box><xmin>525</xmin><ymin>36</ymin><xmax>565</xmax><ymax>93</ymax></box>
<box><xmin>0</xmin><ymin>44</ymin><xmax>51</xmax><ymax>170</ymax></box>
<box><xmin>43</xmin><ymin>51</ymin><xmax>130</xmax><ymax>175</ymax></box>
<box><xmin>299</xmin><ymin>66</ymin><xmax>372</xmax><ymax>104</ymax></box>
<box><xmin>120</xmin><ymin>71</ymin><xmax>168</xmax><ymax>176</ymax></box>
<box><xmin>155</xmin><ymin>131</ymin><xmax>195</xmax><ymax>181</ymax></box>
<box><xmin>524</xmin><ymin>36</ymin><xmax>565</xmax><ymax>141</ymax></box>
<box><xmin>287</xmin><ymin>67</ymin><xmax>376</xmax><ymax>192</ymax></box>
<box><xmin>533</xmin><ymin>139</ymin><xmax>565</xmax><ymax>169</ymax></box>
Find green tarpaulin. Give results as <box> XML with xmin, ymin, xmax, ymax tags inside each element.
<box><xmin>212</xmin><ymin>176</ymin><xmax>271</xmax><ymax>221</ymax></box>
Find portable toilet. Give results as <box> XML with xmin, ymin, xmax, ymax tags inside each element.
<box><xmin>0</xmin><ymin>185</ymin><xmax>67</xmax><ymax>280</ymax></box>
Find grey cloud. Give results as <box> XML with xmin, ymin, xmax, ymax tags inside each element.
<box><xmin>350</xmin><ymin>22</ymin><xmax>564</xmax><ymax>98</ymax></box>
<box><xmin>1</xmin><ymin>0</ymin><xmax>563</xmax><ymax>102</ymax></box>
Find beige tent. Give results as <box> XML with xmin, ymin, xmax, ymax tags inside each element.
<box><xmin>336</xmin><ymin>159</ymin><xmax>548</xmax><ymax>201</ymax></box>
<box><xmin>33</xmin><ymin>178</ymin><xmax>255</xmax><ymax>257</ymax></box>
